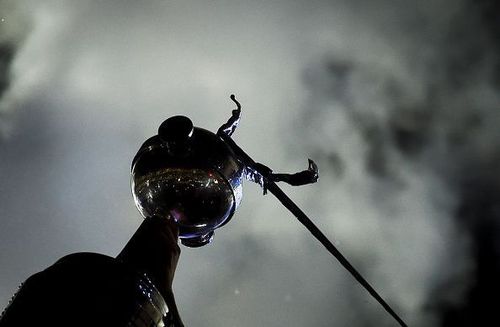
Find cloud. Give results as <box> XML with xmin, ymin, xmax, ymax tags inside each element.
<box><xmin>293</xmin><ymin>0</ymin><xmax>500</xmax><ymax>325</ymax></box>
<box><xmin>1</xmin><ymin>0</ymin><xmax>498</xmax><ymax>326</ymax></box>
<box><xmin>0</xmin><ymin>0</ymin><xmax>31</xmax><ymax>137</ymax></box>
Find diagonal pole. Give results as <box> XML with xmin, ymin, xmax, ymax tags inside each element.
<box><xmin>265</xmin><ymin>181</ymin><xmax>408</xmax><ymax>327</ymax></box>
<box><xmin>219</xmin><ymin>133</ymin><xmax>408</xmax><ymax>327</ymax></box>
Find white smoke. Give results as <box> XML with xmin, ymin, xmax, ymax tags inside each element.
<box><xmin>1</xmin><ymin>0</ymin><xmax>495</xmax><ymax>326</ymax></box>
<box><xmin>0</xmin><ymin>0</ymin><xmax>29</xmax><ymax>137</ymax></box>
<box><xmin>291</xmin><ymin>0</ymin><xmax>499</xmax><ymax>324</ymax></box>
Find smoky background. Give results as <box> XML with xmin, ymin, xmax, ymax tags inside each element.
<box><xmin>1</xmin><ymin>0</ymin><xmax>499</xmax><ymax>326</ymax></box>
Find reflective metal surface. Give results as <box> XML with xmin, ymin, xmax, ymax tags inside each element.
<box><xmin>133</xmin><ymin>168</ymin><xmax>235</xmax><ymax>234</ymax></box>
<box><xmin>131</xmin><ymin>117</ymin><xmax>244</xmax><ymax>247</ymax></box>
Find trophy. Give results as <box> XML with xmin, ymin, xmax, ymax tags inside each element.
<box><xmin>131</xmin><ymin>95</ymin><xmax>407</xmax><ymax>326</ymax></box>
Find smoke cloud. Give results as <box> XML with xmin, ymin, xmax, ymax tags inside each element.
<box><xmin>0</xmin><ymin>0</ymin><xmax>498</xmax><ymax>326</ymax></box>
<box><xmin>294</xmin><ymin>0</ymin><xmax>500</xmax><ymax>325</ymax></box>
<box><xmin>0</xmin><ymin>1</ymin><xmax>31</xmax><ymax>138</ymax></box>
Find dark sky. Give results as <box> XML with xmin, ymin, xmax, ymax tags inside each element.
<box><xmin>1</xmin><ymin>0</ymin><xmax>499</xmax><ymax>326</ymax></box>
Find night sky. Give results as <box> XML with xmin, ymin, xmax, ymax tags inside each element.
<box><xmin>1</xmin><ymin>1</ymin><xmax>499</xmax><ymax>326</ymax></box>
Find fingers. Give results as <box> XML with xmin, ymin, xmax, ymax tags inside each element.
<box><xmin>149</xmin><ymin>215</ymin><xmax>179</xmax><ymax>240</ymax></box>
<box><xmin>148</xmin><ymin>216</ymin><xmax>181</xmax><ymax>257</ymax></box>
<box><xmin>163</xmin><ymin>217</ymin><xmax>180</xmax><ymax>240</ymax></box>
<box><xmin>163</xmin><ymin>289</ymin><xmax>185</xmax><ymax>327</ymax></box>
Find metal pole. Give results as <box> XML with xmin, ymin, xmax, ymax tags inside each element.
<box><xmin>220</xmin><ymin>133</ymin><xmax>408</xmax><ymax>327</ymax></box>
<box><xmin>265</xmin><ymin>181</ymin><xmax>408</xmax><ymax>327</ymax></box>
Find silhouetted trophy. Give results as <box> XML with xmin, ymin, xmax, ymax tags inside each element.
<box><xmin>131</xmin><ymin>115</ymin><xmax>244</xmax><ymax>248</ymax></box>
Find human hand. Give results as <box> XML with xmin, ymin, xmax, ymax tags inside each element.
<box><xmin>117</xmin><ymin>215</ymin><xmax>183</xmax><ymax>326</ymax></box>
